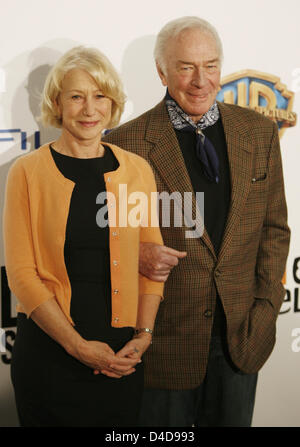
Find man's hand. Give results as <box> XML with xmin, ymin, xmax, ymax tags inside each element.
<box><xmin>139</xmin><ymin>242</ymin><xmax>187</xmax><ymax>281</ymax></box>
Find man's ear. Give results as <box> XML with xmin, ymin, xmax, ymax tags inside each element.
<box><xmin>156</xmin><ymin>62</ymin><xmax>168</xmax><ymax>87</ymax></box>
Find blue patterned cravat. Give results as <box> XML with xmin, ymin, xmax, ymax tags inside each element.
<box><xmin>165</xmin><ymin>90</ymin><xmax>220</xmax><ymax>183</ymax></box>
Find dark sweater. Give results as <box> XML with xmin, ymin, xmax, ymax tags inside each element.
<box><xmin>175</xmin><ymin>118</ymin><xmax>231</xmax><ymax>336</ymax></box>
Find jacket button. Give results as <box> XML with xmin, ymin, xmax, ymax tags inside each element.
<box><xmin>204</xmin><ymin>309</ymin><xmax>212</xmax><ymax>318</ymax></box>
<box><xmin>214</xmin><ymin>269</ymin><xmax>221</xmax><ymax>277</ymax></box>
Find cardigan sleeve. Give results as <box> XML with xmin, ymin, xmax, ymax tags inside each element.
<box><xmin>3</xmin><ymin>158</ymin><xmax>55</xmax><ymax>317</ymax></box>
<box><xmin>138</xmin><ymin>159</ymin><xmax>165</xmax><ymax>299</ymax></box>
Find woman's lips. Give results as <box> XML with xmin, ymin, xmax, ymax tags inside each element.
<box><xmin>79</xmin><ymin>121</ymin><xmax>100</xmax><ymax>128</ymax></box>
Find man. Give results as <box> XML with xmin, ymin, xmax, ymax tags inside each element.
<box><xmin>104</xmin><ymin>16</ymin><xmax>290</xmax><ymax>427</ymax></box>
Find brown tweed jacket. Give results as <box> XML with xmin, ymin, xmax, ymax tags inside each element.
<box><xmin>103</xmin><ymin>100</ymin><xmax>290</xmax><ymax>390</ymax></box>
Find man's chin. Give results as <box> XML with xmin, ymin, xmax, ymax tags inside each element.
<box><xmin>186</xmin><ymin>104</ymin><xmax>213</xmax><ymax>121</ymax></box>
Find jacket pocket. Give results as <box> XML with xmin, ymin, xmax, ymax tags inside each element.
<box><xmin>251</xmin><ymin>173</ymin><xmax>267</xmax><ymax>184</ymax></box>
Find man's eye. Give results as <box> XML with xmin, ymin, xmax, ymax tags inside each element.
<box><xmin>72</xmin><ymin>95</ymin><xmax>81</xmax><ymax>100</ymax></box>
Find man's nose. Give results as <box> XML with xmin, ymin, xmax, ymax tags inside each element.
<box><xmin>191</xmin><ymin>68</ymin><xmax>208</xmax><ymax>87</ymax></box>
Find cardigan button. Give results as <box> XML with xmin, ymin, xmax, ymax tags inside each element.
<box><xmin>112</xmin><ymin>231</ymin><xmax>118</xmax><ymax>237</ymax></box>
<box><xmin>114</xmin><ymin>317</ymin><xmax>119</xmax><ymax>322</ymax></box>
<box><xmin>113</xmin><ymin>260</ymin><xmax>118</xmax><ymax>266</ymax></box>
<box><xmin>113</xmin><ymin>289</ymin><xmax>119</xmax><ymax>294</ymax></box>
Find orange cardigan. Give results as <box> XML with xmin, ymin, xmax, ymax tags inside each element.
<box><xmin>3</xmin><ymin>143</ymin><xmax>164</xmax><ymax>327</ymax></box>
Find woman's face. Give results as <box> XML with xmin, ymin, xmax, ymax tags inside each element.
<box><xmin>55</xmin><ymin>68</ymin><xmax>112</xmax><ymax>144</ymax></box>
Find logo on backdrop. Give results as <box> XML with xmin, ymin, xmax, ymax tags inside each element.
<box><xmin>0</xmin><ymin>267</ymin><xmax>16</xmax><ymax>364</ymax></box>
<box><xmin>216</xmin><ymin>69</ymin><xmax>297</xmax><ymax>138</ymax></box>
<box><xmin>281</xmin><ymin>257</ymin><xmax>300</xmax><ymax>315</ymax></box>
<box><xmin>0</xmin><ymin>129</ymin><xmax>41</xmax><ymax>167</ymax></box>
<box><xmin>0</xmin><ymin>128</ymin><xmax>28</xmax><ymax>150</ymax></box>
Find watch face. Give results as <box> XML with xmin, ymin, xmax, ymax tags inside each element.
<box><xmin>135</xmin><ymin>328</ymin><xmax>153</xmax><ymax>334</ymax></box>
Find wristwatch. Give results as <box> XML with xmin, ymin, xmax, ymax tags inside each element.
<box><xmin>134</xmin><ymin>327</ymin><xmax>153</xmax><ymax>336</ymax></box>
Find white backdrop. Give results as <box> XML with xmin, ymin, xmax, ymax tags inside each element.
<box><xmin>0</xmin><ymin>0</ymin><xmax>299</xmax><ymax>427</ymax></box>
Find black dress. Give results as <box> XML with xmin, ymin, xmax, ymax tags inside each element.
<box><xmin>11</xmin><ymin>145</ymin><xmax>143</xmax><ymax>427</ymax></box>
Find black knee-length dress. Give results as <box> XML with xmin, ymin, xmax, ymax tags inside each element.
<box><xmin>11</xmin><ymin>145</ymin><xmax>144</xmax><ymax>427</ymax></box>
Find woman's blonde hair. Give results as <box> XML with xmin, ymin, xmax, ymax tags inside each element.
<box><xmin>41</xmin><ymin>46</ymin><xmax>126</xmax><ymax>129</ymax></box>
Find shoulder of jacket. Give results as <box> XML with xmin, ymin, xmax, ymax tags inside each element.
<box><xmin>218</xmin><ymin>101</ymin><xmax>276</xmax><ymax>129</ymax></box>
<box><xmin>105</xmin><ymin>103</ymin><xmax>162</xmax><ymax>137</ymax></box>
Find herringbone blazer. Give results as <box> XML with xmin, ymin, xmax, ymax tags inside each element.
<box><xmin>103</xmin><ymin>100</ymin><xmax>290</xmax><ymax>390</ymax></box>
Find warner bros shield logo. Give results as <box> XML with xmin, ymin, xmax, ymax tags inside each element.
<box><xmin>216</xmin><ymin>69</ymin><xmax>297</xmax><ymax>138</ymax></box>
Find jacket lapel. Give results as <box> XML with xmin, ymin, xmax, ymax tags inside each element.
<box><xmin>144</xmin><ymin>101</ymin><xmax>254</xmax><ymax>261</ymax></box>
<box><xmin>145</xmin><ymin>101</ymin><xmax>216</xmax><ymax>257</ymax></box>
<box><xmin>217</xmin><ymin>102</ymin><xmax>253</xmax><ymax>262</ymax></box>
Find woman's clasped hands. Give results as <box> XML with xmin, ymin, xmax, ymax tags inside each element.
<box><xmin>77</xmin><ymin>333</ymin><xmax>152</xmax><ymax>378</ymax></box>
<box><xmin>73</xmin><ymin>335</ymin><xmax>151</xmax><ymax>378</ymax></box>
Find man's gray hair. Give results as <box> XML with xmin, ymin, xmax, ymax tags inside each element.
<box><xmin>154</xmin><ymin>16</ymin><xmax>223</xmax><ymax>72</ymax></box>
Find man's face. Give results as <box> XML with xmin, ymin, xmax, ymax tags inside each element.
<box><xmin>157</xmin><ymin>28</ymin><xmax>221</xmax><ymax>122</ymax></box>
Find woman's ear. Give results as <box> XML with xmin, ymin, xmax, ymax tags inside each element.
<box><xmin>53</xmin><ymin>96</ymin><xmax>62</xmax><ymax>119</ymax></box>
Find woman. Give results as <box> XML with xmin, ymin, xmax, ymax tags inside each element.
<box><xmin>3</xmin><ymin>46</ymin><xmax>163</xmax><ymax>427</ymax></box>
